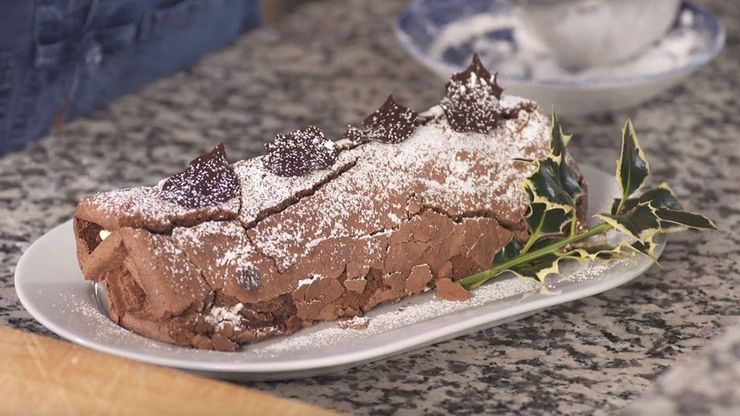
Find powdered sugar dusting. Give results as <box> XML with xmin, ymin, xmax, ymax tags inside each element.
<box><xmin>250</xmin><ymin>275</ymin><xmax>539</xmax><ymax>355</ymax></box>
<box><xmin>251</xmin><ymin>99</ymin><xmax>549</xmax><ymax>271</ymax></box>
<box><xmin>205</xmin><ymin>303</ymin><xmax>245</xmax><ymax>330</ymax></box>
<box><xmin>84</xmin><ymin>183</ymin><xmax>240</xmax><ymax>231</ymax></box>
<box><xmin>172</xmin><ymin>220</ymin><xmax>260</xmax><ymax>292</ymax></box>
<box><xmin>246</xmin><ymin>258</ymin><xmax>628</xmax><ymax>356</ymax></box>
<box><xmin>337</xmin><ymin>315</ymin><xmax>370</xmax><ymax>330</ymax></box>
<box><xmin>298</xmin><ymin>274</ymin><xmax>321</xmax><ymax>288</ymax></box>
<box><xmin>144</xmin><ymin>233</ymin><xmax>211</xmax><ymax>304</ymax></box>
<box><xmin>234</xmin><ymin>151</ymin><xmax>358</xmax><ymax>226</ymax></box>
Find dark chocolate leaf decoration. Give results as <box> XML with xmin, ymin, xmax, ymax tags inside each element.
<box><xmin>450</xmin><ymin>53</ymin><xmax>503</xmax><ymax>99</ymax></box>
<box><xmin>363</xmin><ymin>95</ymin><xmax>418</xmax><ymax>144</ymax></box>
<box><xmin>342</xmin><ymin>125</ymin><xmax>369</xmax><ymax>144</ymax></box>
<box><xmin>160</xmin><ymin>143</ymin><xmax>240</xmax><ymax>209</ymax></box>
<box><xmin>440</xmin><ymin>53</ymin><xmax>505</xmax><ymax>133</ymax></box>
<box><xmin>263</xmin><ymin>125</ymin><xmax>338</xmax><ymax>177</ymax></box>
<box><xmin>614</xmin><ymin>120</ymin><xmax>649</xmax><ymax>213</ymax></box>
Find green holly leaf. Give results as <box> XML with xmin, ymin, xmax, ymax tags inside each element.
<box><xmin>493</xmin><ymin>237</ymin><xmax>564</xmax><ymax>282</ymax></box>
<box><xmin>459</xmin><ymin>115</ymin><xmax>717</xmax><ymax>292</ymax></box>
<box><xmin>561</xmin><ymin>243</ymin><xmax>634</xmax><ymax>262</ymax></box>
<box><xmin>550</xmin><ymin>114</ymin><xmax>584</xmax><ymax>203</ymax></box>
<box><xmin>654</xmin><ymin>208</ymin><xmax>717</xmax><ymax>231</ymax></box>
<box><xmin>492</xmin><ymin>238</ymin><xmax>523</xmax><ymax>265</ymax></box>
<box><xmin>629</xmin><ymin>239</ymin><xmax>662</xmax><ymax>259</ymax></box>
<box><xmin>560</xmin><ymin>158</ymin><xmax>584</xmax><ymax>203</ymax></box>
<box><xmin>523</xmin><ymin>183</ymin><xmax>572</xmax><ymax>242</ymax></box>
<box><xmin>526</xmin><ymin>202</ymin><xmax>570</xmax><ymax>239</ymax></box>
<box><xmin>615</xmin><ymin>120</ymin><xmax>649</xmax><ymax>213</ymax></box>
<box><xmin>597</xmin><ymin>203</ymin><xmax>661</xmax><ymax>243</ymax></box>
<box><xmin>609</xmin><ymin>199</ymin><xmax>620</xmax><ymax>216</ymax></box>
<box><xmin>525</xmin><ymin>158</ymin><xmax>577</xmax><ymax>212</ymax></box>
<box><xmin>611</xmin><ymin>183</ymin><xmax>682</xmax><ymax>215</ymax></box>
<box><xmin>519</xmin><ymin>115</ymin><xmax>583</xmax><ymax>240</ymax></box>
<box><xmin>509</xmin><ymin>253</ymin><xmax>561</xmax><ymax>282</ymax></box>
<box><xmin>549</xmin><ymin>113</ymin><xmax>572</xmax><ymax>158</ymax></box>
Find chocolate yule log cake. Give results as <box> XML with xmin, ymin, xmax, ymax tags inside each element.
<box><xmin>74</xmin><ymin>56</ymin><xmax>588</xmax><ymax>351</ymax></box>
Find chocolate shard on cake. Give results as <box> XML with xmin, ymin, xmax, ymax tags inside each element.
<box><xmin>73</xmin><ymin>57</ymin><xmax>588</xmax><ymax>351</ymax></box>
<box><xmin>340</xmin><ymin>125</ymin><xmax>369</xmax><ymax>146</ymax></box>
<box><xmin>263</xmin><ymin>125</ymin><xmax>338</xmax><ymax>177</ymax></box>
<box><xmin>161</xmin><ymin>143</ymin><xmax>240</xmax><ymax>209</ymax></box>
<box><xmin>362</xmin><ymin>95</ymin><xmax>418</xmax><ymax>144</ymax></box>
<box><xmin>441</xmin><ymin>53</ymin><xmax>505</xmax><ymax>133</ymax></box>
<box><xmin>75</xmin><ymin>145</ymin><xmax>241</xmax><ymax>236</ymax></box>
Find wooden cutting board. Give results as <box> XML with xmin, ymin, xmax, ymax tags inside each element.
<box><xmin>0</xmin><ymin>326</ymin><xmax>340</xmax><ymax>416</ymax></box>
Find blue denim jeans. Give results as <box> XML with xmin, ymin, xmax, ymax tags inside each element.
<box><xmin>0</xmin><ymin>0</ymin><xmax>261</xmax><ymax>155</ymax></box>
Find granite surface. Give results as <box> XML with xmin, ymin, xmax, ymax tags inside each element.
<box><xmin>1</xmin><ymin>0</ymin><xmax>739</xmax><ymax>414</ymax></box>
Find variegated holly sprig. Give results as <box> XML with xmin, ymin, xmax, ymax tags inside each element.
<box><xmin>459</xmin><ymin>116</ymin><xmax>717</xmax><ymax>290</ymax></box>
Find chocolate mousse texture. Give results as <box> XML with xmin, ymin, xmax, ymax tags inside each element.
<box><xmin>73</xmin><ymin>55</ymin><xmax>588</xmax><ymax>351</ymax></box>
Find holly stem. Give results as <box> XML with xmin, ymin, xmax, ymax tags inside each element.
<box><xmin>569</xmin><ymin>210</ymin><xmax>578</xmax><ymax>237</ymax></box>
<box><xmin>459</xmin><ymin>222</ymin><xmax>613</xmax><ymax>290</ymax></box>
<box><xmin>520</xmin><ymin>230</ymin><xmax>538</xmax><ymax>254</ymax></box>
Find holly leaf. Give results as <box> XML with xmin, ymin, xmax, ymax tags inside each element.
<box><xmin>615</xmin><ymin>120</ymin><xmax>649</xmax><ymax>212</ymax></box>
<box><xmin>654</xmin><ymin>208</ymin><xmax>717</xmax><ymax>231</ymax></box>
<box><xmin>525</xmin><ymin>158</ymin><xmax>577</xmax><ymax>212</ymax></box>
<box><xmin>611</xmin><ymin>183</ymin><xmax>681</xmax><ymax>215</ymax></box>
<box><xmin>508</xmin><ymin>253</ymin><xmax>561</xmax><ymax>282</ymax></box>
<box><xmin>492</xmin><ymin>238</ymin><xmax>523</xmax><ymax>265</ymax></box>
<box><xmin>523</xmin><ymin>183</ymin><xmax>572</xmax><ymax>241</ymax></box>
<box><xmin>550</xmin><ymin>115</ymin><xmax>584</xmax><ymax>203</ymax></box>
<box><xmin>629</xmin><ymin>239</ymin><xmax>662</xmax><ymax>259</ymax></box>
<box><xmin>519</xmin><ymin>115</ymin><xmax>583</xmax><ymax>236</ymax></box>
<box><xmin>527</xmin><ymin>202</ymin><xmax>570</xmax><ymax>239</ymax></box>
<box><xmin>458</xmin><ymin>114</ymin><xmax>717</xmax><ymax>292</ymax></box>
<box><xmin>549</xmin><ymin>113</ymin><xmax>572</xmax><ymax>158</ymax></box>
<box><xmin>492</xmin><ymin>237</ymin><xmax>563</xmax><ymax>282</ymax></box>
<box><xmin>559</xmin><ymin>157</ymin><xmax>585</xmax><ymax>204</ymax></box>
<box><xmin>561</xmin><ymin>243</ymin><xmax>634</xmax><ymax>262</ymax></box>
<box><xmin>597</xmin><ymin>203</ymin><xmax>661</xmax><ymax>243</ymax></box>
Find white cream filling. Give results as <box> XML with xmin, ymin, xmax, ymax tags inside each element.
<box><xmin>99</xmin><ymin>229</ymin><xmax>111</xmax><ymax>241</ymax></box>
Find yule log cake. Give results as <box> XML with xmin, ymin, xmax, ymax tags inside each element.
<box><xmin>74</xmin><ymin>56</ymin><xmax>587</xmax><ymax>351</ymax></box>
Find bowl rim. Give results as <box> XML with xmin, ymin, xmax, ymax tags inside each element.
<box><xmin>395</xmin><ymin>0</ymin><xmax>725</xmax><ymax>88</ymax></box>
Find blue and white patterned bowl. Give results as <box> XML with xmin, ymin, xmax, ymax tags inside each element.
<box><xmin>396</xmin><ymin>0</ymin><xmax>725</xmax><ymax>115</ymax></box>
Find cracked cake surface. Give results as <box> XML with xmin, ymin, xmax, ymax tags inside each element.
<box><xmin>73</xmin><ymin>58</ymin><xmax>588</xmax><ymax>351</ymax></box>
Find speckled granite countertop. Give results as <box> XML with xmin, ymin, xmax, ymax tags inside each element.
<box><xmin>1</xmin><ymin>0</ymin><xmax>738</xmax><ymax>414</ymax></box>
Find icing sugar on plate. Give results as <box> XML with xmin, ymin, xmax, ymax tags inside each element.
<box><xmin>244</xmin><ymin>258</ymin><xmax>615</xmax><ymax>356</ymax></box>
